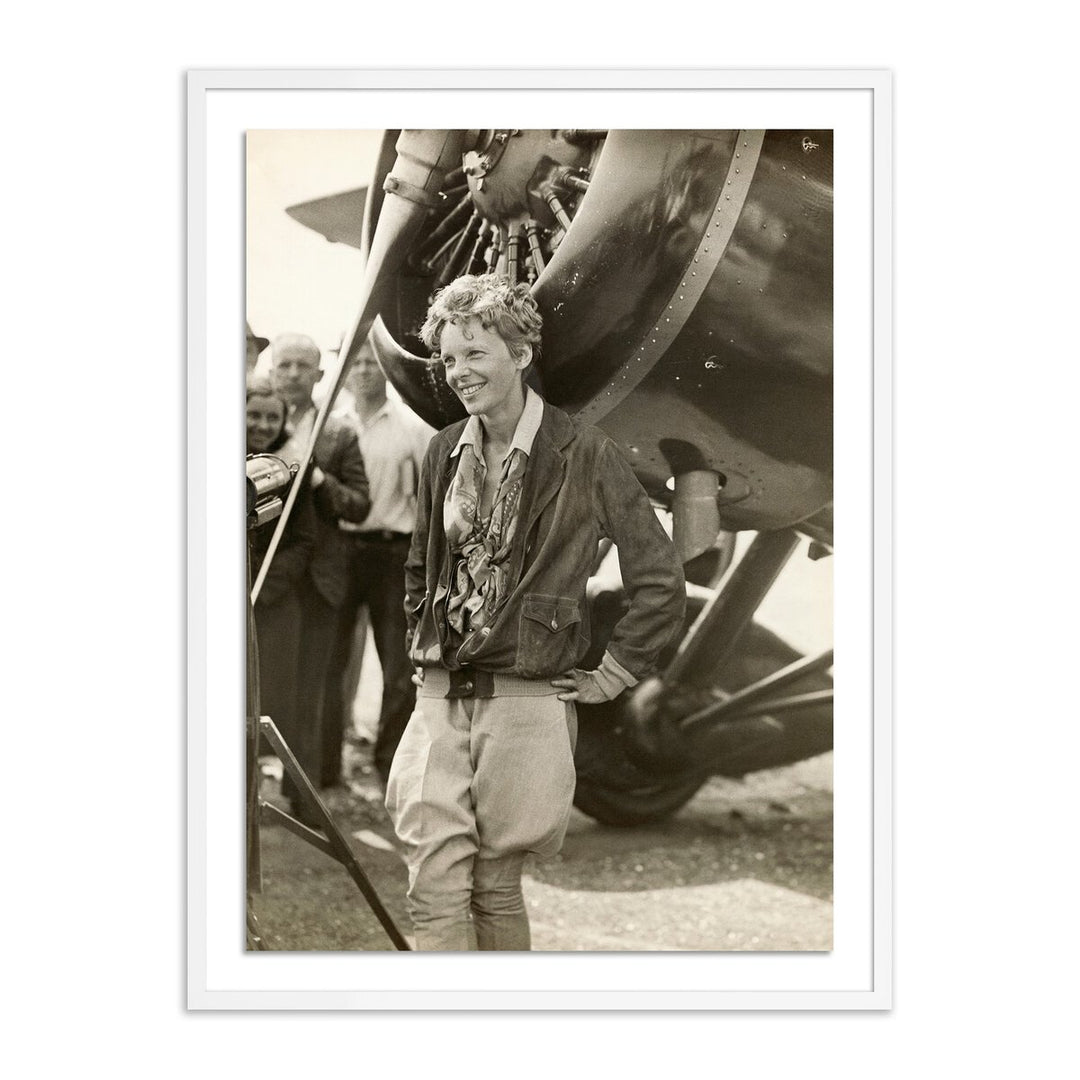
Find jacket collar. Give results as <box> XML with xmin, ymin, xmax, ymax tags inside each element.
<box><xmin>520</xmin><ymin>401</ymin><xmax>574</xmax><ymax>528</ymax></box>
<box><xmin>438</xmin><ymin>397</ymin><xmax>574</xmax><ymax>478</ymax></box>
<box><xmin>449</xmin><ymin>385</ymin><xmax>546</xmax><ymax>463</ymax></box>
<box><xmin>536</xmin><ymin>399</ymin><xmax>576</xmax><ymax>450</ymax></box>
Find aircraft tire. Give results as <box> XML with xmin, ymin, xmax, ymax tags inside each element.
<box><xmin>572</xmin><ymin>775</ymin><xmax>708</xmax><ymax>828</ymax></box>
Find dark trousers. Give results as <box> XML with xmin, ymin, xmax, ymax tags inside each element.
<box><xmin>252</xmin><ymin>591</ymin><xmax>302</xmax><ymax>760</ymax></box>
<box><xmin>322</xmin><ymin>534</ymin><xmax>416</xmax><ymax>785</ymax></box>
<box><xmin>284</xmin><ymin>578</ymin><xmax>339</xmax><ymax>811</ymax></box>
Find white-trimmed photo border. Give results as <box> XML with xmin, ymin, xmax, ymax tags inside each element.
<box><xmin>187</xmin><ymin>68</ymin><xmax>892</xmax><ymax>1011</ymax></box>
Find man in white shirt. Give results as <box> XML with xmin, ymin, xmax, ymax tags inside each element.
<box><xmin>322</xmin><ymin>341</ymin><xmax>434</xmax><ymax>786</ymax></box>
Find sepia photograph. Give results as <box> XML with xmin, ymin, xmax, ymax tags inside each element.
<box><xmin>10</xmin><ymin>5</ymin><xmax>1075</xmax><ymax>1066</ymax></box>
<box><xmin>188</xmin><ymin>69</ymin><xmax>885</xmax><ymax>1009</ymax></box>
<box><xmin>244</xmin><ymin>125</ymin><xmax>836</xmax><ymax>954</ymax></box>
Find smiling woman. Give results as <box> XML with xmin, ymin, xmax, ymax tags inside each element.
<box><xmin>442</xmin><ymin>318</ymin><xmax>523</xmax><ymax>390</ymax></box>
<box><xmin>383</xmin><ymin>274</ymin><xmax>687</xmax><ymax>952</ymax></box>
<box><xmin>439</xmin><ymin>319</ymin><xmax>530</xmax><ymax>430</ymax></box>
<box><xmin>245</xmin><ymin>376</ymin><xmax>288</xmax><ymax>454</ymax></box>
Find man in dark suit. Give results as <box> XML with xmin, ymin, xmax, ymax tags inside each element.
<box><xmin>270</xmin><ymin>333</ymin><xmax>370</xmax><ymax>817</ymax></box>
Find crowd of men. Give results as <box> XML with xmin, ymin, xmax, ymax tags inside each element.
<box><xmin>246</xmin><ymin>324</ymin><xmax>434</xmax><ymax>821</ymax></box>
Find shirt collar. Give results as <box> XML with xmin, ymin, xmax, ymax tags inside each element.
<box><xmin>450</xmin><ymin>385</ymin><xmax>544</xmax><ymax>462</ymax></box>
<box><xmin>286</xmin><ymin>400</ymin><xmax>314</xmax><ymax>432</ymax></box>
<box><xmin>358</xmin><ymin>397</ymin><xmax>393</xmax><ymax>428</ymax></box>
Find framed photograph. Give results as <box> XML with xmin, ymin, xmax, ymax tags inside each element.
<box><xmin>188</xmin><ymin>68</ymin><xmax>891</xmax><ymax>1009</ymax></box>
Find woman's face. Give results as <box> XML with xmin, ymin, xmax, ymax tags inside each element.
<box><xmin>246</xmin><ymin>393</ymin><xmax>286</xmax><ymax>453</ymax></box>
<box><xmin>439</xmin><ymin>317</ymin><xmax>529</xmax><ymax>427</ymax></box>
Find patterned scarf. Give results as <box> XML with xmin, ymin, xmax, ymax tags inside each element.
<box><xmin>443</xmin><ymin>441</ymin><xmax>529</xmax><ymax>654</ymax></box>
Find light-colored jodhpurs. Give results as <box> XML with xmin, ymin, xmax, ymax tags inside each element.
<box><xmin>385</xmin><ymin>669</ymin><xmax>578</xmax><ymax>951</ymax></box>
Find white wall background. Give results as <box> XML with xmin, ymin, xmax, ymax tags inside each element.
<box><xmin>4</xmin><ymin>3</ymin><xmax>1076</xmax><ymax>1074</ymax></box>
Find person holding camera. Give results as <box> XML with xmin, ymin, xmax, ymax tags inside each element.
<box><xmin>245</xmin><ymin>375</ymin><xmax>317</xmax><ymax>816</ymax></box>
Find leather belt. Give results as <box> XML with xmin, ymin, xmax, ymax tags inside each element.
<box><xmin>347</xmin><ymin>530</ymin><xmax>411</xmax><ymax>543</ymax></box>
<box><xmin>419</xmin><ymin>666</ymin><xmax>562</xmax><ymax>700</ymax></box>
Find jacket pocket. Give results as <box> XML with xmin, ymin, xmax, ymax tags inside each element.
<box><xmin>517</xmin><ymin>594</ymin><xmax>585</xmax><ymax>677</ymax></box>
<box><xmin>408</xmin><ymin>593</ymin><xmax>440</xmax><ymax>666</ymax></box>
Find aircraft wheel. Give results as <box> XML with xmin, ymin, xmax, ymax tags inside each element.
<box><xmin>572</xmin><ymin>775</ymin><xmax>709</xmax><ymax>828</ymax></box>
<box><xmin>571</xmin><ymin>691</ymin><xmax>710</xmax><ymax>826</ymax></box>
<box><xmin>571</xmin><ymin>617</ymin><xmax>831</xmax><ymax>826</ymax></box>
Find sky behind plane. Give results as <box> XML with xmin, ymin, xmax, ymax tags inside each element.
<box><xmin>246</xmin><ymin>130</ymin><xmax>381</xmax><ymax>367</ymax></box>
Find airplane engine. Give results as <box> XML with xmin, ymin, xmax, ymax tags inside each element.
<box><xmin>360</xmin><ymin>129</ymin><xmax>832</xmax><ymax>553</ymax></box>
<box><xmin>339</xmin><ymin>128</ymin><xmax>834</xmax><ymax>824</ymax></box>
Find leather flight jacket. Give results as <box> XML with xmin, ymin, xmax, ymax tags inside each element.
<box><xmin>405</xmin><ymin>401</ymin><xmax>685</xmax><ymax>683</ymax></box>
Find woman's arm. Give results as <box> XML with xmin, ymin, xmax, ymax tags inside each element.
<box><xmin>592</xmin><ymin>438</ymin><xmax>686</xmax><ymax>679</ymax></box>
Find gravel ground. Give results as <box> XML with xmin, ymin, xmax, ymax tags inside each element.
<box><xmin>248</xmin><ymin>747</ymin><xmax>832</xmax><ymax>952</ymax></box>
<box><xmin>249</xmin><ymin>539</ymin><xmax>834</xmax><ymax>952</ymax></box>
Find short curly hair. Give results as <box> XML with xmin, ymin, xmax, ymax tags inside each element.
<box><xmin>419</xmin><ymin>274</ymin><xmax>543</xmax><ymax>366</ymax></box>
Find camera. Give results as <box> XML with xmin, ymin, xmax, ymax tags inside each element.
<box><xmin>246</xmin><ymin>454</ymin><xmax>297</xmax><ymax>530</ymax></box>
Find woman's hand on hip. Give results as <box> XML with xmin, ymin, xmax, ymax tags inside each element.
<box><xmin>551</xmin><ymin>669</ymin><xmax>615</xmax><ymax>704</ymax></box>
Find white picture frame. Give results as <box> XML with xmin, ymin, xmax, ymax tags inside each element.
<box><xmin>187</xmin><ymin>67</ymin><xmax>892</xmax><ymax>1010</ymax></box>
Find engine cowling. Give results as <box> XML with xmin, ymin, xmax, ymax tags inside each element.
<box><xmin>362</xmin><ymin>128</ymin><xmax>833</xmax><ymax>560</ymax></box>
